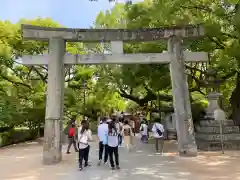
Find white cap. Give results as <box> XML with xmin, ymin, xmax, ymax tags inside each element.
<box><xmin>106</xmin><ymin>119</ymin><xmax>112</xmax><ymax>123</ymax></box>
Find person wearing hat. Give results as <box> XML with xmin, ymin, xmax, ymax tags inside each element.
<box><xmin>106</xmin><ymin>118</ymin><xmax>112</xmax><ymax>123</ymax></box>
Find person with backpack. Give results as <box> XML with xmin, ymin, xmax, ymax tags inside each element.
<box><xmin>97</xmin><ymin>117</ymin><xmax>109</xmax><ymax>166</ymax></box>
<box><xmin>121</xmin><ymin>120</ymin><xmax>133</xmax><ymax>152</ymax></box>
<box><xmin>77</xmin><ymin>120</ymin><xmax>92</xmax><ymax>171</ymax></box>
<box><xmin>152</xmin><ymin>118</ymin><xmax>165</xmax><ymax>154</ymax></box>
<box><xmin>66</xmin><ymin>123</ymin><xmax>78</xmax><ymax>154</ymax></box>
<box><xmin>107</xmin><ymin>121</ymin><xmax>120</xmax><ymax>170</ymax></box>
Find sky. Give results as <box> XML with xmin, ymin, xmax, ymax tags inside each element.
<box><xmin>0</xmin><ymin>0</ymin><xmax>137</xmax><ymax>28</ymax></box>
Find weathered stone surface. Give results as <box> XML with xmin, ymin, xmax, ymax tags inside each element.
<box><xmin>168</xmin><ymin>36</ymin><xmax>197</xmax><ymax>156</ymax></box>
<box><xmin>197</xmin><ymin>140</ymin><xmax>240</xmax><ymax>151</ymax></box>
<box><xmin>196</xmin><ymin>119</ymin><xmax>240</xmax><ymax>151</ymax></box>
<box><xmin>196</xmin><ymin>125</ymin><xmax>239</xmax><ymax>134</ymax></box>
<box><xmin>42</xmin><ymin>38</ymin><xmax>65</xmax><ymax>165</ymax></box>
<box><xmin>196</xmin><ymin>133</ymin><xmax>240</xmax><ymax>141</ymax></box>
<box><xmin>43</xmin><ymin>118</ymin><xmax>62</xmax><ymax>164</ymax></box>
<box><xmin>199</xmin><ymin>120</ymin><xmax>234</xmax><ymax>126</ymax></box>
<box><xmin>214</xmin><ymin>108</ymin><xmax>227</xmax><ymax>121</ymax></box>
<box><xmin>205</xmin><ymin>92</ymin><xmax>222</xmax><ymax>119</ymax></box>
<box><xmin>22</xmin><ymin>51</ymin><xmax>208</xmax><ymax>65</ymax></box>
<box><xmin>21</xmin><ymin>24</ymin><xmax>205</xmax><ymax>42</ymax></box>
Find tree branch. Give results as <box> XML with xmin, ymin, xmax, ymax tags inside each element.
<box><xmin>180</xmin><ymin>5</ymin><xmax>213</xmax><ymax>13</ymax></box>
<box><xmin>189</xmin><ymin>87</ymin><xmax>206</xmax><ymax>95</ymax></box>
<box><xmin>207</xmin><ymin>36</ymin><xmax>226</xmax><ymax>49</ymax></box>
<box><xmin>119</xmin><ymin>86</ymin><xmax>172</xmax><ymax>106</ymax></box>
<box><xmin>0</xmin><ymin>73</ymin><xmax>32</xmax><ymax>89</ymax></box>
<box><xmin>31</xmin><ymin>67</ymin><xmax>48</xmax><ymax>83</ymax></box>
<box><xmin>222</xmin><ymin>32</ymin><xmax>238</xmax><ymax>39</ymax></box>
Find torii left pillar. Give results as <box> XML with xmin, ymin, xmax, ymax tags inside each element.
<box><xmin>43</xmin><ymin>38</ymin><xmax>65</xmax><ymax>165</ymax></box>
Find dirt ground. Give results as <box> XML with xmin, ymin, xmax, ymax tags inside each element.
<box><xmin>0</xmin><ymin>138</ymin><xmax>240</xmax><ymax>180</ymax></box>
<box><xmin>0</xmin><ymin>142</ymin><xmax>77</xmax><ymax>180</ymax></box>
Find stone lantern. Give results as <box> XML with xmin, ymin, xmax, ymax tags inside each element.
<box><xmin>204</xmin><ymin>68</ymin><xmax>226</xmax><ymax>120</ymax></box>
<box><xmin>195</xmin><ymin>69</ymin><xmax>240</xmax><ymax>151</ymax></box>
<box><xmin>206</xmin><ymin>92</ymin><xmax>224</xmax><ymax>120</ymax></box>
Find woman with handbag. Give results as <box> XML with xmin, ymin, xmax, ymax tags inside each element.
<box><xmin>77</xmin><ymin>120</ymin><xmax>92</xmax><ymax>171</ymax></box>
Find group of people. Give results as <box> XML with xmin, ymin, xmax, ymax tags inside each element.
<box><xmin>65</xmin><ymin>119</ymin><xmax>92</xmax><ymax>171</ymax></box>
<box><xmin>65</xmin><ymin>115</ymin><xmax>165</xmax><ymax>171</ymax></box>
<box><xmin>97</xmin><ymin>117</ymin><xmax>135</xmax><ymax>170</ymax></box>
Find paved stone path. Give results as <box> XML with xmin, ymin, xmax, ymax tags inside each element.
<box><xmin>1</xmin><ymin>136</ymin><xmax>240</xmax><ymax>180</ymax></box>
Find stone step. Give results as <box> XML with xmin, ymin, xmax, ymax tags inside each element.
<box><xmin>197</xmin><ymin>140</ymin><xmax>240</xmax><ymax>151</ymax></box>
<box><xmin>195</xmin><ymin>133</ymin><xmax>240</xmax><ymax>141</ymax></box>
<box><xmin>196</xmin><ymin>126</ymin><xmax>240</xmax><ymax>134</ymax></box>
<box><xmin>199</xmin><ymin>120</ymin><xmax>235</xmax><ymax>126</ymax></box>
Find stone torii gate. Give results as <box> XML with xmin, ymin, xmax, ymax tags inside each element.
<box><xmin>21</xmin><ymin>24</ymin><xmax>207</xmax><ymax>165</ymax></box>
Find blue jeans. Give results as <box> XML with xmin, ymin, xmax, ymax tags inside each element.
<box><xmin>118</xmin><ymin>134</ymin><xmax>122</xmax><ymax>145</ymax></box>
<box><xmin>141</xmin><ymin>135</ymin><xmax>148</xmax><ymax>143</ymax></box>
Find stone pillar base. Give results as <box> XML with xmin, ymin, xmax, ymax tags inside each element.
<box><xmin>43</xmin><ymin>153</ymin><xmax>62</xmax><ymax>165</ymax></box>
<box><xmin>179</xmin><ymin>144</ymin><xmax>198</xmax><ymax>157</ymax></box>
<box><xmin>42</xmin><ymin>118</ymin><xmax>62</xmax><ymax>165</ymax></box>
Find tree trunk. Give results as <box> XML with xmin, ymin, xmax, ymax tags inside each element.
<box><xmin>230</xmin><ymin>72</ymin><xmax>240</xmax><ymax>125</ymax></box>
<box><xmin>231</xmin><ymin>4</ymin><xmax>240</xmax><ymax>125</ymax></box>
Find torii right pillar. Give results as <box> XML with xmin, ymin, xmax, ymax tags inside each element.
<box><xmin>168</xmin><ymin>35</ymin><xmax>197</xmax><ymax>156</ymax></box>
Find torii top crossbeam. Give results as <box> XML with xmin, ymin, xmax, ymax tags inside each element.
<box><xmin>21</xmin><ymin>24</ymin><xmax>204</xmax><ymax>42</ymax></box>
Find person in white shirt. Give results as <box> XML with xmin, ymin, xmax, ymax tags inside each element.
<box><xmin>78</xmin><ymin>120</ymin><xmax>92</xmax><ymax>171</ymax></box>
<box><xmin>139</xmin><ymin>120</ymin><xmax>148</xmax><ymax>143</ymax></box>
<box><xmin>107</xmin><ymin>121</ymin><xmax>120</xmax><ymax>170</ymax></box>
<box><xmin>152</xmin><ymin>118</ymin><xmax>165</xmax><ymax>154</ymax></box>
<box><xmin>97</xmin><ymin>117</ymin><xmax>109</xmax><ymax>165</ymax></box>
<box><xmin>115</xmin><ymin>118</ymin><xmax>123</xmax><ymax>146</ymax></box>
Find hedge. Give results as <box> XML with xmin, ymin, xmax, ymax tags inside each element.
<box><xmin>0</xmin><ymin>123</ymin><xmax>96</xmax><ymax>147</ymax></box>
<box><xmin>0</xmin><ymin>129</ymin><xmax>38</xmax><ymax>147</ymax></box>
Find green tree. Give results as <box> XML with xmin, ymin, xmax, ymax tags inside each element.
<box><xmin>93</xmin><ymin>0</ymin><xmax>240</xmax><ymax>123</ymax></box>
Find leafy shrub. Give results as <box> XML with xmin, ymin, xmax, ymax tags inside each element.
<box><xmin>191</xmin><ymin>100</ymin><xmax>208</xmax><ymax>124</ymax></box>
<box><xmin>0</xmin><ymin>126</ymin><xmax>13</xmax><ymax>133</ymax></box>
<box><xmin>0</xmin><ymin>129</ymin><xmax>37</xmax><ymax>147</ymax></box>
